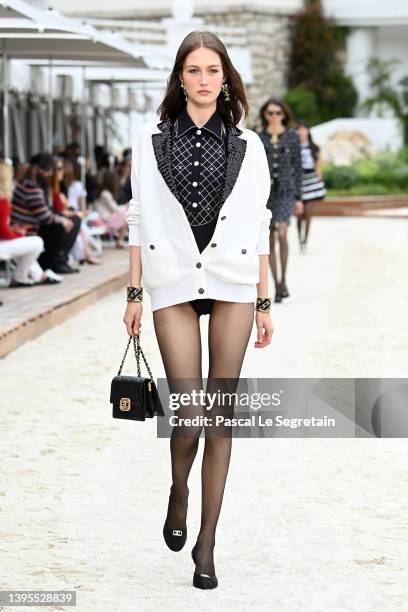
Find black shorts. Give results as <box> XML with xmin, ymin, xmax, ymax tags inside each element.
<box><xmin>189</xmin><ymin>298</ymin><xmax>215</xmax><ymax>317</ymax></box>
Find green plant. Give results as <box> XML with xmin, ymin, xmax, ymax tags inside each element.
<box><xmin>323</xmin><ymin>150</ymin><xmax>408</xmax><ymax>193</ymax></box>
<box><xmin>318</xmin><ymin>70</ymin><xmax>358</xmax><ymax>122</ymax></box>
<box><xmin>397</xmin><ymin>146</ymin><xmax>408</xmax><ymax>163</ymax></box>
<box><xmin>361</xmin><ymin>58</ymin><xmax>408</xmax><ymax>144</ymax></box>
<box><xmin>284</xmin><ymin>87</ymin><xmax>318</xmax><ymax>124</ymax></box>
<box><xmin>323</xmin><ymin>165</ymin><xmax>358</xmax><ymax>189</ymax></box>
<box><xmin>381</xmin><ymin>166</ymin><xmax>408</xmax><ymax>190</ymax></box>
<box><xmin>328</xmin><ymin>184</ymin><xmax>401</xmax><ymax>196</ymax></box>
<box><xmin>354</xmin><ymin>159</ymin><xmax>380</xmax><ymax>183</ymax></box>
<box><xmin>287</xmin><ymin>0</ymin><xmax>358</xmax><ymax>123</ymax></box>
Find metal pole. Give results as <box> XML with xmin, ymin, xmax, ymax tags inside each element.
<box><xmin>80</xmin><ymin>65</ymin><xmax>86</xmax><ymax>185</ymax></box>
<box><xmin>129</xmin><ymin>105</ymin><xmax>133</xmax><ymax>148</ymax></box>
<box><xmin>48</xmin><ymin>55</ymin><xmax>53</xmax><ymax>153</ymax></box>
<box><xmin>109</xmin><ymin>78</ymin><xmax>114</xmax><ymax>153</ymax></box>
<box><xmin>2</xmin><ymin>51</ymin><xmax>10</xmax><ymax>160</ymax></box>
<box><xmin>127</xmin><ymin>86</ymin><xmax>132</xmax><ymax>148</ymax></box>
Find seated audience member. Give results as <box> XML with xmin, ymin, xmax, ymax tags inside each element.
<box><xmin>0</xmin><ymin>161</ymin><xmax>62</xmax><ymax>286</ymax></box>
<box><xmin>94</xmin><ymin>170</ymin><xmax>128</xmax><ymax>249</ymax></box>
<box><xmin>116</xmin><ymin>150</ymin><xmax>132</xmax><ymax>204</ymax></box>
<box><xmin>11</xmin><ymin>153</ymin><xmax>81</xmax><ymax>274</ymax></box>
<box><xmin>64</xmin><ymin>141</ymin><xmax>81</xmax><ymax>164</ymax></box>
<box><xmin>13</xmin><ymin>161</ymin><xmax>29</xmax><ymax>183</ymax></box>
<box><xmin>54</xmin><ymin>159</ymin><xmax>101</xmax><ymax>265</ymax></box>
<box><xmin>94</xmin><ymin>145</ymin><xmax>110</xmax><ymax>172</ymax></box>
<box><xmin>62</xmin><ymin>158</ymin><xmax>87</xmax><ymax>213</ymax></box>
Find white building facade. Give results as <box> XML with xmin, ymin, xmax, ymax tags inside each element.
<box><xmin>324</xmin><ymin>0</ymin><xmax>408</xmax><ymax>112</ymax></box>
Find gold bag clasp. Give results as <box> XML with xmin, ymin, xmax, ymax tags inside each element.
<box><xmin>120</xmin><ymin>397</ymin><xmax>131</xmax><ymax>411</ymax></box>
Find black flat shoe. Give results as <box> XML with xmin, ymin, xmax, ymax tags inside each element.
<box><xmin>280</xmin><ymin>283</ymin><xmax>289</xmax><ymax>298</ymax></box>
<box><xmin>163</xmin><ymin>517</ymin><xmax>187</xmax><ymax>551</ymax></box>
<box><xmin>8</xmin><ymin>280</ymin><xmax>36</xmax><ymax>288</ymax></box>
<box><xmin>274</xmin><ymin>287</ymin><xmax>282</xmax><ymax>303</ymax></box>
<box><xmin>162</xmin><ymin>486</ymin><xmax>188</xmax><ymax>552</ymax></box>
<box><xmin>191</xmin><ymin>544</ymin><xmax>218</xmax><ymax>589</ymax></box>
<box><xmin>52</xmin><ymin>263</ymin><xmax>80</xmax><ymax>274</ymax></box>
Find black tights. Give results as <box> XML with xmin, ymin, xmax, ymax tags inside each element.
<box><xmin>269</xmin><ymin>222</ymin><xmax>289</xmax><ymax>288</ymax></box>
<box><xmin>153</xmin><ymin>300</ymin><xmax>254</xmax><ymax>575</ymax></box>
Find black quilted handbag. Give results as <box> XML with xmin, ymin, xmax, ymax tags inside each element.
<box><xmin>111</xmin><ymin>334</ymin><xmax>164</xmax><ymax>421</ymax></box>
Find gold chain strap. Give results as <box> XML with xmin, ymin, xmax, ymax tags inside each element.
<box><xmin>117</xmin><ymin>334</ymin><xmax>154</xmax><ymax>386</ymax></box>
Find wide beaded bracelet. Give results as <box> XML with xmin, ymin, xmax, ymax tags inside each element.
<box><xmin>126</xmin><ymin>286</ymin><xmax>143</xmax><ymax>302</ymax></box>
<box><xmin>256</xmin><ymin>297</ymin><xmax>271</xmax><ymax>313</ymax></box>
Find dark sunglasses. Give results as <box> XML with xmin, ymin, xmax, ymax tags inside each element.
<box><xmin>266</xmin><ymin>110</ymin><xmax>283</xmax><ymax>117</ymax></box>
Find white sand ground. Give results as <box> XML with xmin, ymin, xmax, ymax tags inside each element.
<box><xmin>1</xmin><ymin>216</ymin><xmax>408</xmax><ymax>612</ymax></box>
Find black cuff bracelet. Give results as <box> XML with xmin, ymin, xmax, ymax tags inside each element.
<box><xmin>126</xmin><ymin>286</ymin><xmax>143</xmax><ymax>302</ymax></box>
<box><xmin>256</xmin><ymin>297</ymin><xmax>271</xmax><ymax>313</ymax></box>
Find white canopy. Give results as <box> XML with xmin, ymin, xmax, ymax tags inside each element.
<box><xmin>1</xmin><ymin>0</ymin><xmax>146</xmax><ymax>158</ymax></box>
<box><xmin>0</xmin><ymin>0</ymin><xmax>144</xmax><ymax>62</ymax></box>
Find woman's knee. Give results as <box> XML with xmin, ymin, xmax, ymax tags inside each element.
<box><xmin>172</xmin><ymin>424</ymin><xmax>203</xmax><ymax>442</ymax></box>
<box><xmin>31</xmin><ymin>235</ymin><xmax>45</xmax><ymax>255</ymax></box>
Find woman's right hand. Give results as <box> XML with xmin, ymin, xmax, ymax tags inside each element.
<box><xmin>123</xmin><ymin>301</ymin><xmax>143</xmax><ymax>336</ymax></box>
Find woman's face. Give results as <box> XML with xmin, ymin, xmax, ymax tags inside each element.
<box><xmin>264</xmin><ymin>103</ymin><xmax>285</xmax><ymax>128</ymax></box>
<box><xmin>298</xmin><ymin>125</ymin><xmax>309</xmax><ymax>143</ymax></box>
<box><xmin>181</xmin><ymin>47</ymin><xmax>225</xmax><ymax>107</ymax></box>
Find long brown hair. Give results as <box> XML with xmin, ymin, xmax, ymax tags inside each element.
<box><xmin>63</xmin><ymin>158</ymin><xmax>81</xmax><ymax>189</ymax></box>
<box><xmin>259</xmin><ymin>97</ymin><xmax>294</xmax><ymax>131</ymax></box>
<box><xmin>157</xmin><ymin>30</ymin><xmax>249</xmax><ymax>126</ymax></box>
<box><xmin>297</xmin><ymin>118</ymin><xmax>320</xmax><ymax>161</ymax></box>
<box><xmin>96</xmin><ymin>169</ymin><xmax>119</xmax><ymax>200</ymax></box>
<box><xmin>0</xmin><ymin>162</ymin><xmax>13</xmax><ymax>200</ymax></box>
<box><xmin>51</xmin><ymin>157</ymin><xmax>64</xmax><ymax>194</ymax></box>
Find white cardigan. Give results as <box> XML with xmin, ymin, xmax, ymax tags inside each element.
<box><xmin>126</xmin><ymin>118</ymin><xmax>272</xmax><ymax>312</ymax></box>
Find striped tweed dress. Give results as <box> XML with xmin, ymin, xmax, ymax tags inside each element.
<box><xmin>301</xmin><ymin>143</ymin><xmax>327</xmax><ymax>203</ymax></box>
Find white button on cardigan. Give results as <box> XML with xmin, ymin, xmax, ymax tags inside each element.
<box><xmin>126</xmin><ymin>120</ymin><xmax>273</xmax><ymax>312</ymax></box>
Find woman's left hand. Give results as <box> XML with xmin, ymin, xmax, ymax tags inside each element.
<box><xmin>254</xmin><ymin>311</ymin><xmax>274</xmax><ymax>348</ymax></box>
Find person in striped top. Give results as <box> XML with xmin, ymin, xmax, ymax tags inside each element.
<box><xmin>296</xmin><ymin>120</ymin><xmax>327</xmax><ymax>251</ymax></box>
<box><xmin>11</xmin><ymin>153</ymin><xmax>81</xmax><ymax>274</ymax></box>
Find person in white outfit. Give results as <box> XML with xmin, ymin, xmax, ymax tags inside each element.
<box><xmin>0</xmin><ymin>162</ymin><xmax>62</xmax><ymax>287</ymax></box>
<box><xmin>61</xmin><ymin>159</ymin><xmax>102</xmax><ymax>264</ymax></box>
<box><xmin>123</xmin><ymin>31</ymin><xmax>274</xmax><ymax>590</ymax></box>
<box><xmin>94</xmin><ymin>170</ymin><xmax>128</xmax><ymax>248</ymax></box>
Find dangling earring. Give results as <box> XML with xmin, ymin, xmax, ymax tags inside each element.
<box><xmin>221</xmin><ymin>82</ymin><xmax>230</xmax><ymax>101</ymax></box>
<box><xmin>180</xmin><ymin>82</ymin><xmax>188</xmax><ymax>101</ymax></box>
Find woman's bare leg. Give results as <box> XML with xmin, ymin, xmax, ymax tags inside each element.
<box><xmin>193</xmin><ymin>301</ymin><xmax>254</xmax><ymax>576</ymax></box>
<box><xmin>303</xmin><ymin>201</ymin><xmax>315</xmax><ymax>243</ymax></box>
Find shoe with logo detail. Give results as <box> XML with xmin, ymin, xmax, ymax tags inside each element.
<box><xmin>162</xmin><ymin>485</ymin><xmax>188</xmax><ymax>551</ymax></box>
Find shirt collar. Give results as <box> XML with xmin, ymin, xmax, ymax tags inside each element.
<box><xmin>175</xmin><ymin>106</ymin><xmax>224</xmax><ymax>140</ymax></box>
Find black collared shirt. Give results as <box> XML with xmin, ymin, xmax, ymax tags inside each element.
<box><xmin>170</xmin><ymin>105</ymin><xmax>227</xmax><ymax>253</ymax></box>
